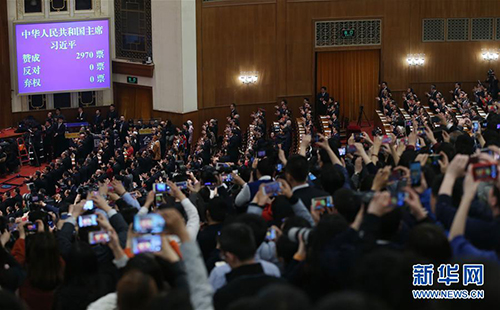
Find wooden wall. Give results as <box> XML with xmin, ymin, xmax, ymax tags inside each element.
<box><xmin>196</xmin><ymin>0</ymin><xmax>500</xmax><ymax>122</ymax></box>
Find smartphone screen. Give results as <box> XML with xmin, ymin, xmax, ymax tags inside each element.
<box><xmin>26</xmin><ymin>222</ymin><xmax>38</xmax><ymax>232</ymax></box>
<box><xmin>338</xmin><ymin>147</ymin><xmax>346</xmax><ymax>156</ymax></box>
<box><xmin>276</xmin><ymin>163</ymin><xmax>283</xmax><ymax>172</ymax></box>
<box><xmin>154</xmin><ymin>183</ymin><xmax>169</xmax><ymax>193</ymax></box>
<box><xmin>83</xmin><ymin>200</ymin><xmax>94</xmax><ymax>211</ymax></box>
<box><xmin>133</xmin><ymin>214</ymin><xmax>165</xmax><ymax>234</ymax></box>
<box><xmin>472</xmin><ymin>163</ymin><xmax>498</xmax><ymax>181</ymax></box>
<box><xmin>78</xmin><ymin>214</ymin><xmax>98</xmax><ymax>228</ymax></box>
<box><xmin>88</xmin><ymin>230</ymin><xmax>110</xmax><ymax>245</ymax></box>
<box><xmin>175</xmin><ymin>181</ymin><xmax>188</xmax><ymax>190</ymax></box>
<box><xmin>472</xmin><ymin>121</ymin><xmax>479</xmax><ymax>134</ymax></box>
<box><xmin>427</xmin><ymin>154</ymin><xmax>442</xmax><ymax>166</ymax></box>
<box><xmin>311</xmin><ymin>196</ymin><xmax>334</xmax><ymax>210</ymax></box>
<box><xmin>132</xmin><ymin>235</ymin><xmax>163</xmax><ymax>254</ymax></box>
<box><xmin>391</xmin><ymin>192</ymin><xmax>408</xmax><ymax>208</ymax></box>
<box><xmin>410</xmin><ymin>162</ymin><xmax>422</xmax><ymax>186</ymax></box>
<box><xmin>257</xmin><ymin>150</ymin><xmax>266</xmax><ymax>158</ymax></box>
<box><xmin>262</xmin><ymin>181</ymin><xmax>282</xmax><ymax>196</ymax></box>
<box><xmin>381</xmin><ymin>135</ymin><xmax>392</xmax><ymax>144</ymax></box>
<box><xmin>154</xmin><ymin>193</ymin><xmax>163</xmax><ymax>207</ymax></box>
<box><xmin>265</xmin><ymin>228</ymin><xmax>276</xmax><ymax>241</ymax></box>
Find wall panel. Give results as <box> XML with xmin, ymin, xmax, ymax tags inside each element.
<box><xmin>197</xmin><ymin>0</ymin><xmax>500</xmax><ymax>118</ymax></box>
<box><xmin>201</xmin><ymin>2</ymin><xmax>277</xmax><ymax>107</ymax></box>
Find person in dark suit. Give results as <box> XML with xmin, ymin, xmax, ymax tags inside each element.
<box><xmin>2</xmin><ymin>192</ymin><xmax>15</xmax><ymax>211</ymax></box>
<box><xmin>450</xmin><ymin>82</ymin><xmax>462</xmax><ymax>100</ymax></box>
<box><xmin>284</xmin><ymin>154</ymin><xmax>329</xmax><ymax>209</ymax></box>
<box><xmin>227</xmin><ymin>130</ymin><xmax>241</xmax><ymax>164</ymax></box>
<box><xmin>93</xmin><ymin>109</ymin><xmax>103</xmax><ymax>132</ymax></box>
<box><xmin>54</xmin><ymin>108</ymin><xmax>65</xmax><ymax>121</ymax></box>
<box><xmin>230</xmin><ymin>103</ymin><xmax>238</xmax><ymax>119</ymax></box>
<box><xmin>316</xmin><ymin>86</ymin><xmax>329</xmax><ymax>116</ymax></box>
<box><xmin>75</xmin><ymin>106</ymin><xmax>86</xmax><ymax>122</ymax></box>
<box><xmin>213</xmin><ymin>223</ymin><xmax>284</xmax><ymax>310</ymax></box>
<box><xmin>106</xmin><ymin>104</ymin><xmax>118</xmax><ymax>128</ymax></box>
<box><xmin>42</xmin><ymin>120</ymin><xmax>54</xmax><ymax>163</ymax></box>
<box><xmin>118</xmin><ymin>116</ymin><xmax>129</xmax><ymax>146</ymax></box>
<box><xmin>53</xmin><ymin>117</ymin><xmax>67</xmax><ymax>158</ymax></box>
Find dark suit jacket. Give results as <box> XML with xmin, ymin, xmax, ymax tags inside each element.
<box><xmin>213</xmin><ymin>263</ymin><xmax>285</xmax><ymax>310</ymax></box>
<box><xmin>54</xmin><ymin>123</ymin><xmax>66</xmax><ymax>139</ymax></box>
<box><xmin>76</xmin><ymin>112</ymin><xmax>86</xmax><ymax>122</ymax></box>
<box><xmin>293</xmin><ymin>184</ymin><xmax>330</xmax><ymax>210</ymax></box>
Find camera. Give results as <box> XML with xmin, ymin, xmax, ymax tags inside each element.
<box><xmin>288</xmin><ymin>227</ymin><xmax>313</xmax><ymax>244</ymax></box>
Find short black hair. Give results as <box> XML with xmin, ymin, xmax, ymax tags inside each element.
<box><xmin>407</xmin><ymin>223</ymin><xmax>451</xmax><ymax>264</ymax></box>
<box><xmin>321</xmin><ymin>86</ymin><xmax>327</xmax><ymax>90</ymax></box>
<box><xmin>285</xmin><ymin>155</ymin><xmax>309</xmax><ymax>183</ymax></box>
<box><xmin>333</xmin><ymin>188</ymin><xmax>361</xmax><ymax>223</ymax></box>
<box><xmin>234</xmin><ymin>213</ymin><xmax>268</xmax><ymax>246</ymax></box>
<box><xmin>207</xmin><ymin>197</ymin><xmax>227</xmax><ymax>223</ymax></box>
<box><xmin>257</xmin><ymin>157</ymin><xmax>275</xmax><ymax>177</ymax></box>
<box><xmin>320</xmin><ymin>164</ymin><xmax>345</xmax><ymax>196</ymax></box>
<box><xmin>219</xmin><ymin>223</ymin><xmax>256</xmax><ymax>261</ymax></box>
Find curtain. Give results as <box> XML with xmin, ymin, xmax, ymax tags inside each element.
<box><xmin>316</xmin><ymin>49</ymin><xmax>380</xmax><ymax>122</ymax></box>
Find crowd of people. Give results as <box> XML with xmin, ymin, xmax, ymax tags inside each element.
<box><xmin>1</xmin><ymin>80</ymin><xmax>500</xmax><ymax>310</ymax></box>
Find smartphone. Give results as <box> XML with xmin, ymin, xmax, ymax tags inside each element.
<box><xmin>83</xmin><ymin>200</ymin><xmax>94</xmax><ymax>211</ymax></box>
<box><xmin>132</xmin><ymin>235</ymin><xmax>163</xmax><ymax>254</ymax></box>
<box><xmin>154</xmin><ymin>183</ymin><xmax>169</xmax><ymax>193</ymax></box>
<box><xmin>133</xmin><ymin>214</ymin><xmax>165</xmax><ymax>234</ymax></box>
<box><xmin>265</xmin><ymin>228</ymin><xmax>276</xmax><ymax>241</ymax></box>
<box><xmin>391</xmin><ymin>192</ymin><xmax>408</xmax><ymax>208</ymax></box>
<box><xmin>308</xmin><ymin>173</ymin><xmax>317</xmax><ymax>181</ymax></box>
<box><xmin>354</xmin><ymin>133</ymin><xmax>363</xmax><ymax>142</ymax></box>
<box><xmin>155</xmin><ymin>193</ymin><xmax>163</xmax><ymax>207</ymax></box>
<box><xmin>257</xmin><ymin>150</ymin><xmax>266</xmax><ymax>158</ymax></box>
<box><xmin>175</xmin><ymin>181</ymin><xmax>188</xmax><ymax>190</ymax></box>
<box><xmin>25</xmin><ymin>222</ymin><xmax>37</xmax><ymax>233</ymax></box>
<box><xmin>108</xmin><ymin>185</ymin><xmax>114</xmax><ymax>192</ymax></box>
<box><xmin>311</xmin><ymin>196</ymin><xmax>334</xmax><ymax>210</ymax></box>
<box><xmin>472</xmin><ymin>163</ymin><xmax>498</xmax><ymax>182</ymax></box>
<box><xmin>204</xmin><ymin>182</ymin><xmax>216</xmax><ymax>189</ymax></box>
<box><xmin>410</xmin><ymin>162</ymin><xmax>422</xmax><ymax>186</ymax></box>
<box><xmin>338</xmin><ymin>147</ymin><xmax>346</xmax><ymax>156</ymax></box>
<box><xmin>472</xmin><ymin>121</ymin><xmax>480</xmax><ymax>134</ymax></box>
<box><xmin>417</xmin><ymin>127</ymin><xmax>426</xmax><ymax>136</ymax></box>
<box><xmin>347</xmin><ymin>145</ymin><xmax>357</xmax><ymax>154</ymax></box>
<box><xmin>276</xmin><ymin>163</ymin><xmax>283</xmax><ymax>173</ymax></box>
<box><xmin>389</xmin><ymin>170</ymin><xmax>403</xmax><ymax>183</ymax></box>
<box><xmin>262</xmin><ymin>181</ymin><xmax>282</xmax><ymax>196</ymax></box>
<box><xmin>427</xmin><ymin>154</ymin><xmax>442</xmax><ymax>166</ymax></box>
<box><xmin>88</xmin><ymin>230</ymin><xmax>110</xmax><ymax>245</ymax></box>
<box><xmin>78</xmin><ymin>214</ymin><xmax>98</xmax><ymax>228</ymax></box>
<box><xmin>221</xmin><ymin>174</ymin><xmax>233</xmax><ymax>183</ymax></box>
<box><xmin>381</xmin><ymin>135</ymin><xmax>392</xmax><ymax>144</ymax></box>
